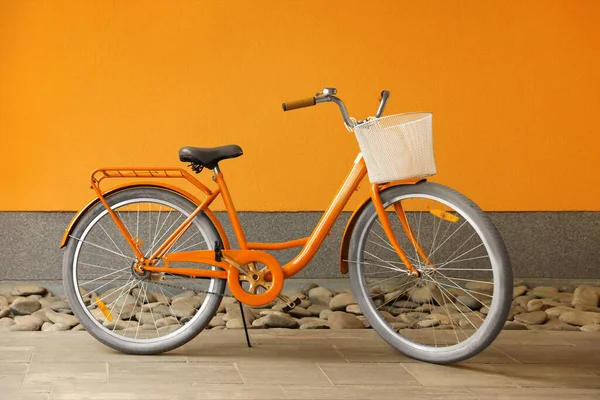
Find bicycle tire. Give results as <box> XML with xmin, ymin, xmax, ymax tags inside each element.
<box><xmin>63</xmin><ymin>186</ymin><xmax>226</xmax><ymax>354</ymax></box>
<box><xmin>348</xmin><ymin>182</ymin><xmax>512</xmax><ymax>364</ymax></box>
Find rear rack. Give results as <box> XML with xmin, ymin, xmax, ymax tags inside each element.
<box><xmin>91</xmin><ymin>168</ymin><xmax>213</xmax><ymax>195</ymax></box>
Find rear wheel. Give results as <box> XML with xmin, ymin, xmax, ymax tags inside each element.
<box><xmin>63</xmin><ymin>187</ymin><xmax>226</xmax><ymax>354</ymax></box>
<box><xmin>348</xmin><ymin>182</ymin><xmax>512</xmax><ymax>364</ymax></box>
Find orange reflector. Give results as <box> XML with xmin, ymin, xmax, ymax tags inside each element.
<box><xmin>429</xmin><ymin>209</ymin><xmax>459</xmax><ymax>223</ymax></box>
<box><xmin>95</xmin><ymin>297</ymin><xmax>113</xmax><ymax>321</ymax></box>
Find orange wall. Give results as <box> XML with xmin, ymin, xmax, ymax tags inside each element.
<box><xmin>0</xmin><ymin>1</ymin><xmax>599</xmax><ymax>212</ymax></box>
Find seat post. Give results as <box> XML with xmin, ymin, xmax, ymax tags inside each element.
<box><xmin>213</xmin><ymin>165</ymin><xmax>248</xmax><ymax>249</ymax></box>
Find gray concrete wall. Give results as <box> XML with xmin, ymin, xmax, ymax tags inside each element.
<box><xmin>0</xmin><ymin>211</ymin><xmax>598</xmax><ymax>280</ymax></box>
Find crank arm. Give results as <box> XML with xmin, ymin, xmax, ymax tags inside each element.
<box><xmin>221</xmin><ymin>253</ymin><xmax>251</xmax><ymax>276</ymax></box>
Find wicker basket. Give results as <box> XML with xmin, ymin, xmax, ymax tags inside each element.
<box><xmin>354</xmin><ymin>112</ymin><xmax>437</xmax><ymax>184</ymax></box>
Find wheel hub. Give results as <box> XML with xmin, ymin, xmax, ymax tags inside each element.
<box><xmin>131</xmin><ymin>261</ymin><xmax>151</xmax><ymax>280</ymax></box>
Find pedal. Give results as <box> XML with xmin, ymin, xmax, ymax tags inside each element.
<box><xmin>281</xmin><ymin>297</ymin><xmax>302</xmax><ymax>313</ymax></box>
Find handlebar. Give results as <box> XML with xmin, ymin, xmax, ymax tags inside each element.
<box><xmin>281</xmin><ymin>97</ymin><xmax>316</xmax><ymax>111</ymax></box>
<box><xmin>282</xmin><ymin>88</ymin><xmax>390</xmax><ymax>129</ymax></box>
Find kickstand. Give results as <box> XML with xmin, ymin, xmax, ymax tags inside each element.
<box><xmin>238</xmin><ymin>302</ymin><xmax>252</xmax><ymax>348</ymax></box>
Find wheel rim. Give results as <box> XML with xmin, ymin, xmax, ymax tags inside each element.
<box><xmin>71</xmin><ymin>197</ymin><xmax>221</xmax><ymax>343</ymax></box>
<box><xmin>354</xmin><ymin>192</ymin><xmax>502</xmax><ymax>352</ymax></box>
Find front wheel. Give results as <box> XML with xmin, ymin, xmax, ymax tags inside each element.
<box><xmin>348</xmin><ymin>182</ymin><xmax>512</xmax><ymax>364</ymax></box>
<box><xmin>63</xmin><ymin>187</ymin><xmax>226</xmax><ymax>354</ymax></box>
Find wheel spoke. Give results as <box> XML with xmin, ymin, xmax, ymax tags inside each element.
<box><xmin>149</xmin><ymin>205</ymin><xmax>163</xmax><ymax>254</ymax></box>
<box><xmin>427</xmin><ymin>276</ymin><xmax>484</xmax><ymax>328</ymax></box>
<box><xmin>171</xmin><ymin>230</ymin><xmax>201</xmax><ymax>252</ymax></box>
<box><xmin>364</xmin><ymin>251</ymin><xmax>409</xmax><ymax>273</ymax></box>
<box><xmin>345</xmin><ymin>259</ymin><xmax>407</xmax><ymax>274</ymax></box>
<box><xmin>156</xmin><ymin>286</ymin><xmax>183</xmax><ymax>328</ymax></box>
<box><xmin>83</xmin><ymin>275</ymin><xmax>130</xmax><ymax>305</ymax></box>
<box><xmin>171</xmin><ymin>240</ymin><xmax>208</xmax><ymax>254</ymax></box>
<box><xmin>98</xmin><ymin>223</ymin><xmax>131</xmax><ymax>268</ymax></box>
<box><xmin>364</xmin><ymin>272</ymin><xmax>409</xmax><ymax>287</ymax></box>
<box><xmin>434</xmin><ymin>271</ymin><xmax>490</xmax><ymax>309</ymax></box>
<box><xmin>80</xmin><ymin>267</ymin><xmax>131</xmax><ymax>286</ymax></box>
<box><xmin>109</xmin><ymin>277</ymin><xmax>138</xmax><ymax>330</ymax></box>
<box><xmin>151</xmin><ymin>209</ymin><xmax>173</xmax><ymax>252</ymax></box>
<box><xmin>427</xmin><ymin>220</ymin><xmax>468</xmax><ymax>259</ymax></box>
<box><xmin>69</xmin><ymin>236</ymin><xmax>136</xmax><ymax>262</ymax></box>
<box><xmin>438</xmin><ymin>253</ymin><xmax>489</xmax><ymax>269</ymax></box>
<box><xmin>132</xmin><ymin>280</ymin><xmax>145</xmax><ymax>339</ymax></box>
<box><xmin>86</xmin><ymin>276</ymin><xmax>133</xmax><ymax>309</ymax></box>
<box><xmin>428</xmin><ymin>276</ymin><xmax>472</xmax><ymax>342</ymax></box>
<box><xmin>150</xmin><ymin>215</ymin><xmax>184</xmax><ymax>253</ymax></box>
<box><xmin>379</xmin><ymin>278</ymin><xmax>419</xmax><ymax>310</ymax></box>
<box><xmin>79</xmin><ymin>262</ymin><xmax>121</xmax><ymax>272</ymax></box>
<box><xmin>370</xmin><ymin>224</ymin><xmax>422</xmax><ymax>266</ymax></box>
<box><xmin>369</xmin><ymin>226</ymin><xmax>396</xmax><ymax>252</ymax></box>
<box><xmin>141</xmin><ymin>282</ymin><xmax>159</xmax><ymax>338</ymax></box>
<box><xmin>434</xmin><ymin>274</ymin><xmax>462</xmax><ymax>345</ymax></box>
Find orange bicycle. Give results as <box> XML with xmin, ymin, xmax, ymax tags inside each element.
<box><xmin>61</xmin><ymin>88</ymin><xmax>511</xmax><ymax>364</ymax></box>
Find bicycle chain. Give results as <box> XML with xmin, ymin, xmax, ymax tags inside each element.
<box><xmin>144</xmin><ymin>276</ymin><xmax>234</xmax><ymax>299</ymax></box>
<box><xmin>138</xmin><ymin>273</ymin><xmax>297</xmax><ymax>311</ymax></box>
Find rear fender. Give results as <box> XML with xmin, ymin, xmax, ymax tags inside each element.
<box><xmin>60</xmin><ymin>182</ymin><xmax>230</xmax><ymax>249</ymax></box>
<box><xmin>339</xmin><ymin>179</ymin><xmax>425</xmax><ymax>274</ymax></box>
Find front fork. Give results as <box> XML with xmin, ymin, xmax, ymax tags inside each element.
<box><xmin>370</xmin><ymin>184</ymin><xmax>436</xmax><ymax>277</ymax></box>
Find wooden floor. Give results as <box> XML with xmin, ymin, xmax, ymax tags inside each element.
<box><xmin>1</xmin><ymin>329</ymin><xmax>600</xmax><ymax>399</ymax></box>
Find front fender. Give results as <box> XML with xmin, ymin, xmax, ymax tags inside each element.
<box><xmin>60</xmin><ymin>182</ymin><xmax>230</xmax><ymax>249</ymax></box>
<box><xmin>339</xmin><ymin>179</ymin><xmax>425</xmax><ymax>274</ymax></box>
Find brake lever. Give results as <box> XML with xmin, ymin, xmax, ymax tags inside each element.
<box><xmin>376</xmin><ymin>90</ymin><xmax>390</xmax><ymax>118</ymax></box>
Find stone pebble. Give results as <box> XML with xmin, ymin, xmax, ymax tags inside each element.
<box><xmin>1</xmin><ymin>282</ymin><xmax>600</xmax><ymax>333</ymax></box>
<box><xmin>252</xmin><ymin>314</ymin><xmax>298</xmax><ymax>329</ymax></box>
<box><xmin>10</xmin><ymin>298</ymin><xmax>41</xmax><ymax>315</ymax></box>
<box><xmin>580</xmin><ymin>324</ymin><xmax>600</xmax><ymax>332</ymax></box>
<box><xmin>288</xmin><ymin>307</ymin><xmax>312</xmax><ymax>318</ymax></box>
<box><xmin>10</xmin><ymin>315</ymin><xmax>44</xmax><ymax>331</ymax></box>
<box><xmin>300</xmin><ymin>320</ymin><xmax>330</xmax><ymax>329</ymax></box>
<box><xmin>42</xmin><ymin>322</ymin><xmax>71</xmax><ymax>332</ymax></box>
<box><xmin>10</xmin><ymin>285</ymin><xmax>47</xmax><ymax>296</ymax></box>
<box><xmin>346</xmin><ymin>304</ymin><xmax>362</xmax><ymax>315</ymax></box>
<box><xmin>559</xmin><ymin>311</ymin><xmax>600</xmax><ymax>326</ymax></box>
<box><xmin>329</xmin><ymin>293</ymin><xmax>356</xmax><ymax>311</ymax></box>
<box><xmin>572</xmin><ymin>286</ymin><xmax>600</xmax><ymax>311</ymax></box>
<box><xmin>46</xmin><ymin>309</ymin><xmax>79</xmax><ymax>327</ymax></box>
<box><xmin>328</xmin><ymin>311</ymin><xmax>365</xmax><ymax>329</ymax></box>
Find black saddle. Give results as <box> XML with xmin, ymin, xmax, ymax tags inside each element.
<box><xmin>179</xmin><ymin>145</ymin><xmax>243</xmax><ymax>170</ymax></box>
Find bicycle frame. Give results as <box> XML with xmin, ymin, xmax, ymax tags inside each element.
<box><xmin>62</xmin><ymin>154</ymin><xmax>430</xmax><ymax>305</ymax></box>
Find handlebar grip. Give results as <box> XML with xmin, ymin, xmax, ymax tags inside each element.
<box><xmin>379</xmin><ymin>90</ymin><xmax>390</xmax><ymax>101</ymax></box>
<box><xmin>282</xmin><ymin>97</ymin><xmax>316</xmax><ymax>111</ymax></box>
